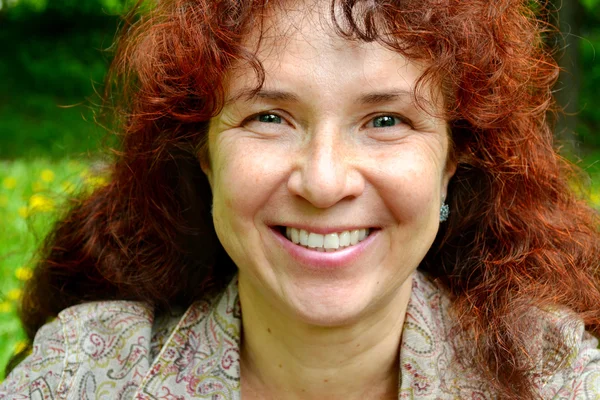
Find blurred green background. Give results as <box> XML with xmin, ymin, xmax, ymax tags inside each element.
<box><xmin>1</xmin><ymin>0</ymin><xmax>600</xmax><ymax>381</ymax></box>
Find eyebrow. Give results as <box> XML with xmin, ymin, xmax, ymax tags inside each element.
<box><xmin>228</xmin><ymin>89</ymin><xmax>301</xmax><ymax>104</ymax></box>
<box><xmin>227</xmin><ymin>88</ymin><xmax>417</xmax><ymax>105</ymax></box>
<box><xmin>359</xmin><ymin>90</ymin><xmax>414</xmax><ymax>105</ymax></box>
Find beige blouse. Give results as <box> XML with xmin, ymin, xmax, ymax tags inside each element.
<box><xmin>1</xmin><ymin>271</ymin><xmax>599</xmax><ymax>399</ymax></box>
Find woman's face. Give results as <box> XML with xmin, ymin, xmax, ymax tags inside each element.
<box><xmin>203</xmin><ymin>7</ymin><xmax>455</xmax><ymax>326</ymax></box>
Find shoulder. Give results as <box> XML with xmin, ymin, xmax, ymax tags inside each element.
<box><xmin>406</xmin><ymin>271</ymin><xmax>600</xmax><ymax>399</ymax></box>
<box><xmin>0</xmin><ymin>301</ymin><xmax>154</xmax><ymax>399</ymax></box>
<box><xmin>0</xmin><ymin>316</ymin><xmax>65</xmax><ymax>399</ymax></box>
<box><xmin>537</xmin><ymin>309</ymin><xmax>600</xmax><ymax>398</ymax></box>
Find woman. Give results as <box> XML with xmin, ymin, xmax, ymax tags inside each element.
<box><xmin>2</xmin><ymin>0</ymin><xmax>600</xmax><ymax>398</ymax></box>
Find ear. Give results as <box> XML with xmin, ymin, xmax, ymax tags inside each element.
<box><xmin>199</xmin><ymin>150</ymin><xmax>213</xmax><ymax>189</ymax></box>
<box><xmin>441</xmin><ymin>158</ymin><xmax>457</xmax><ymax>200</ymax></box>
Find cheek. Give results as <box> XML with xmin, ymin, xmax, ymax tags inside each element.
<box><xmin>370</xmin><ymin>149</ymin><xmax>444</xmax><ymax>223</ymax></box>
<box><xmin>211</xmin><ymin>139</ymin><xmax>288</xmax><ymax>225</ymax></box>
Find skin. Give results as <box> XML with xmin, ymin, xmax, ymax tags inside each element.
<box><xmin>201</xmin><ymin>3</ymin><xmax>456</xmax><ymax>399</ymax></box>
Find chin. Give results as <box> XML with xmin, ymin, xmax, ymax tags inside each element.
<box><xmin>283</xmin><ymin>282</ymin><xmax>380</xmax><ymax>327</ymax></box>
<box><xmin>282</xmin><ymin>269</ymin><xmax>415</xmax><ymax>329</ymax></box>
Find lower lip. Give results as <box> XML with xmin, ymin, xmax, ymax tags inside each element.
<box><xmin>271</xmin><ymin>228</ymin><xmax>377</xmax><ymax>270</ymax></box>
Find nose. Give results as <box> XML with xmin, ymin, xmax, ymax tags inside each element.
<box><xmin>287</xmin><ymin>125</ymin><xmax>364</xmax><ymax>208</ymax></box>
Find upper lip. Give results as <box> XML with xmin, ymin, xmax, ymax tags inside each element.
<box><xmin>274</xmin><ymin>225</ymin><xmax>377</xmax><ymax>234</ymax></box>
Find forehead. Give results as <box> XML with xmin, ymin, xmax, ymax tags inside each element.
<box><xmin>249</xmin><ymin>3</ymin><xmax>407</xmax><ymax>64</ymax></box>
<box><xmin>218</xmin><ymin>0</ymin><xmax>445</xmax><ymax>112</ymax></box>
<box><xmin>224</xmin><ymin>4</ymin><xmax>437</xmax><ymax>106</ymax></box>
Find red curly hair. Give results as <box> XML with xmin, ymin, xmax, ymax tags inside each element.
<box><xmin>13</xmin><ymin>0</ymin><xmax>600</xmax><ymax>398</ymax></box>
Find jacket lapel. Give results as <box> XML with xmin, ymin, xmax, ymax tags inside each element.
<box><xmin>135</xmin><ymin>278</ymin><xmax>242</xmax><ymax>400</ymax></box>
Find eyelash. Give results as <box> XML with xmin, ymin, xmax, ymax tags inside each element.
<box><xmin>243</xmin><ymin>112</ymin><xmax>291</xmax><ymax>128</ymax></box>
<box><xmin>365</xmin><ymin>114</ymin><xmax>413</xmax><ymax>129</ymax></box>
<box><xmin>254</xmin><ymin>113</ymin><xmax>284</xmax><ymax>124</ymax></box>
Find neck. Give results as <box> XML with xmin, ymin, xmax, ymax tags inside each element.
<box><xmin>238</xmin><ymin>274</ymin><xmax>413</xmax><ymax>400</ymax></box>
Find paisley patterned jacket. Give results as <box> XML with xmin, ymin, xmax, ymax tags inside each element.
<box><xmin>1</xmin><ymin>271</ymin><xmax>599</xmax><ymax>399</ymax></box>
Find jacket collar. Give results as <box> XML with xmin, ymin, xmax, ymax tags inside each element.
<box><xmin>133</xmin><ymin>271</ymin><xmax>495</xmax><ymax>399</ymax></box>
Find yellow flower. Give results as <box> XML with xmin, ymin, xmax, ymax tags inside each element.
<box><xmin>0</xmin><ymin>194</ymin><xmax>8</xmax><ymax>207</ymax></box>
<box><xmin>7</xmin><ymin>289</ymin><xmax>22</xmax><ymax>301</ymax></box>
<box><xmin>15</xmin><ymin>267</ymin><xmax>33</xmax><ymax>281</ymax></box>
<box><xmin>590</xmin><ymin>192</ymin><xmax>600</xmax><ymax>206</ymax></box>
<box><xmin>2</xmin><ymin>177</ymin><xmax>17</xmax><ymax>190</ymax></box>
<box><xmin>0</xmin><ymin>302</ymin><xmax>11</xmax><ymax>313</ymax></box>
<box><xmin>32</xmin><ymin>181</ymin><xmax>45</xmax><ymax>192</ymax></box>
<box><xmin>14</xmin><ymin>341</ymin><xmax>29</xmax><ymax>354</ymax></box>
<box><xmin>29</xmin><ymin>194</ymin><xmax>55</xmax><ymax>213</ymax></box>
<box><xmin>18</xmin><ymin>206</ymin><xmax>29</xmax><ymax>218</ymax></box>
<box><xmin>41</xmin><ymin>169</ymin><xmax>55</xmax><ymax>183</ymax></box>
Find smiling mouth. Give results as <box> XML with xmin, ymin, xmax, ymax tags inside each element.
<box><xmin>278</xmin><ymin>226</ymin><xmax>372</xmax><ymax>252</ymax></box>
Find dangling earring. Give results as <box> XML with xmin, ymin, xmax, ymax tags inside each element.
<box><xmin>440</xmin><ymin>202</ymin><xmax>449</xmax><ymax>222</ymax></box>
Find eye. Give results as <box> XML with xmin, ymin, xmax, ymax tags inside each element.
<box><xmin>255</xmin><ymin>113</ymin><xmax>283</xmax><ymax>124</ymax></box>
<box><xmin>367</xmin><ymin>115</ymin><xmax>409</xmax><ymax>128</ymax></box>
<box><xmin>242</xmin><ymin>111</ymin><xmax>293</xmax><ymax>137</ymax></box>
<box><xmin>362</xmin><ymin>114</ymin><xmax>414</xmax><ymax>142</ymax></box>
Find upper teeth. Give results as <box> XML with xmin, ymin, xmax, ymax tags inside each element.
<box><xmin>285</xmin><ymin>227</ymin><xmax>370</xmax><ymax>251</ymax></box>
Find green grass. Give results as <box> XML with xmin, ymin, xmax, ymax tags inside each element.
<box><xmin>0</xmin><ymin>158</ymin><xmax>109</xmax><ymax>381</ymax></box>
<box><xmin>0</xmin><ymin>154</ymin><xmax>600</xmax><ymax>382</ymax></box>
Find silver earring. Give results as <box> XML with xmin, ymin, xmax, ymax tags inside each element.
<box><xmin>440</xmin><ymin>203</ymin><xmax>449</xmax><ymax>222</ymax></box>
